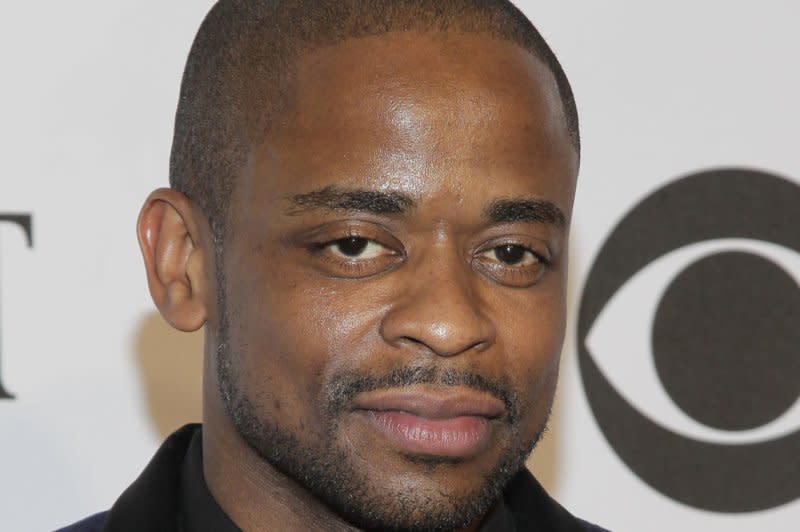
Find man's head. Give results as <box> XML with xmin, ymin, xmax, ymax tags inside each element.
<box><xmin>138</xmin><ymin>1</ymin><xmax>579</xmax><ymax>530</ymax></box>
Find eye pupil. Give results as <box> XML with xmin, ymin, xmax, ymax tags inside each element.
<box><xmin>495</xmin><ymin>245</ymin><xmax>526</xmax><ymax>264</ymax></box>
<box><xmin>336</xmin><ymin>237</ymin><xmax>369</xmax><ymax>257</ymax></box>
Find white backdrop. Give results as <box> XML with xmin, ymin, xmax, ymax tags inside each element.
<box><xmin>1</xmin><ymin>2</ymin><xmax>798</xmax><ymax>530</ymax></box>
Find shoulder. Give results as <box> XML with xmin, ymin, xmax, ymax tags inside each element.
<box><xmin>54</xmin><ymin>511</ymin><xmax>107</xmax><ymax>532</ymax></box>
<box><xmin>576</xmin><ymin>517</ymin><xmax>612</xmax><ymax>531</ymax></box>
<box><xmin>53</xmin><ymin>424</ymin><xmax>201</xmax><ymax>532</ymax></box>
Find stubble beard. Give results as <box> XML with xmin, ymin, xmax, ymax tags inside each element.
<box><xmin>213</xmin><ymin>269</ymin><xmax>553</xmax><ymax>532</ymax></box>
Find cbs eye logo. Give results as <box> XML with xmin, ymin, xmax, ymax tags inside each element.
<box><xmin>578</xmin><ymin>168</ymin><xmax>800</xmax><ymax>513</ymax></box>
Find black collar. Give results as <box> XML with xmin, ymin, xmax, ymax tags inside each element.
<box><xmin>102</xmin><ymin>424</ymin><xmax>195</xmax><ymax>532</ymax></box>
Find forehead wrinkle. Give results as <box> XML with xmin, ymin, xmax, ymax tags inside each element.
<box><xmin>285</xmin><ymin>185</ymin><xmax>416</xmax><ymax>216</ymax></box>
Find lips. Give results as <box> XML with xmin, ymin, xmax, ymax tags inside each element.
<box><xmin>351</xmin><ymin>387</ymin><xmax>505</xmax><ymax>458</ymax></box>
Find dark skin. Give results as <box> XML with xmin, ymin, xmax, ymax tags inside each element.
<box><xmin>138</xmin><ymin>31</ymin><xmax>578</xmax><ymax>532</ymax></box>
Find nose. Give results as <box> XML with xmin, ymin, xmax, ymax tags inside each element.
<box><xmin>380</xmin><ymin>249</ymin><xmax>496</xmax><ymax>357</ymax></box>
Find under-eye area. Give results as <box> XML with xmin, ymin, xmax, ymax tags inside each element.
<box><xmin>473</xmin><ymin>238</ymin><xmax>552</xmax><ymax>287</ymax></box>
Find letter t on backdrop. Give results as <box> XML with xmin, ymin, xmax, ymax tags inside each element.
<box><xmin>0</xmin><ymin>214</ymin><xmax>33</xmax><ymax>400</ymax></box>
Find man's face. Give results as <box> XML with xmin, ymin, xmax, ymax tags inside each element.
<box><xmin>217</xmin><ymin>32</ymin><xmax>577</xmax><ymax>531</ymax></box>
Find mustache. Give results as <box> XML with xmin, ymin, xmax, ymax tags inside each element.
<box><xmin>325</xmin><ymin>365</ymin><xmax>520</xmax><ymax>423</ymax></box>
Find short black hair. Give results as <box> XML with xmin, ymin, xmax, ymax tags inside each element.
<box><xmin>169</xmin><ymin>0</ymin><xmax>580</xmax><ymax>242</ymax></box>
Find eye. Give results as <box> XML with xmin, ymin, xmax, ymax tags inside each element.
<box><xmin>473</xmin><ymin>242</ymin><xmax>550</xmax><ymax>287</ymax></box>
<box><xmin>328</xmin><ymin>237</ymin><xmax>388</xmax><ymax>260</ymax></box>
<box><xmin>481</xmin><ymin>244</ymin><xmax>539</xmax><ymax>266</ymax></box>
<box><xmin>309</xmin><ymin>233</ymin><xmax>402</xmax><ymax>278</ymax></box>
<box><xmin>586</xmin><ymin>238</ymin><xmax>800</xmax><ymax>445</ymax></box>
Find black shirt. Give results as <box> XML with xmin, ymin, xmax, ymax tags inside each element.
<box><xmin>62</xmin><ymin>424</ymin><xmax>608</xmax><ymax>532</ymax></box>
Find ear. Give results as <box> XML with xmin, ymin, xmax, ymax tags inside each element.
<box><xmin>137</xmin><ymin>188</ymin><xmax>210</xmax><ymax>332</ymax></box>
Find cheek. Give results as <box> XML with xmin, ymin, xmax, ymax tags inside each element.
<box><xmin>497</xmin><ymin>275</ymin><xmax>566</xmax><ymax>357</ymax></box>
<box><xmin>226</xmin><ymin>259</ymin><xmax>386</xmax><ymax>410</ymax></box>
<box><xmin>493</xmin><ymin>283</ymin><xmax>566</xmax><ymax>412</ymax></box>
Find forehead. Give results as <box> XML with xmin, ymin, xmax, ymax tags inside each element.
<box><xmin>243</xmin><ymin>31</ymin><xmax>577</xmax><ymax>217</ymax></box>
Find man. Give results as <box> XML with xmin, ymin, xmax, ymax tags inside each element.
<box><xmin>63</xmin><ymin>0</ymin><xmax>605</xmax><ymax>530</ymax></box>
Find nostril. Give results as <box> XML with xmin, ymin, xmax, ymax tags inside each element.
<box><xmin>397</xmin><ymin>335</ymin><xmax>426</xmax><ymax>348</ymax></box>
<box><xmin>473</xmin><ymin>339</ymin><xmax>492</xmax><ymax>353</ymax></box>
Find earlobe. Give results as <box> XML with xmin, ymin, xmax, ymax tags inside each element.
<box><xmin>137</xmin><ymin>188</ymin><xmax>209</xmax><ymax>332</ymax></box>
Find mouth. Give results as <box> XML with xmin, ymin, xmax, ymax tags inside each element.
<box><xmin>350</xmin><ymin>387</ymin><xmax>505</xmax><ymax>459</ymax></box>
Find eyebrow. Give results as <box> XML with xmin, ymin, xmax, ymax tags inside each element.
<box><xmin>285</xmin><ymin>186</ymin><xmax>565</xmax><ymax>228</ymax></box>
<box><xmin>484</xmin><ymin>198</ymin><xmax>566</xmax><ymax>229</ymax></box>
<box><xmin>286</xmin><ymin>186</ymin><xmax>416</xmax><ymax>216</ymax></box>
